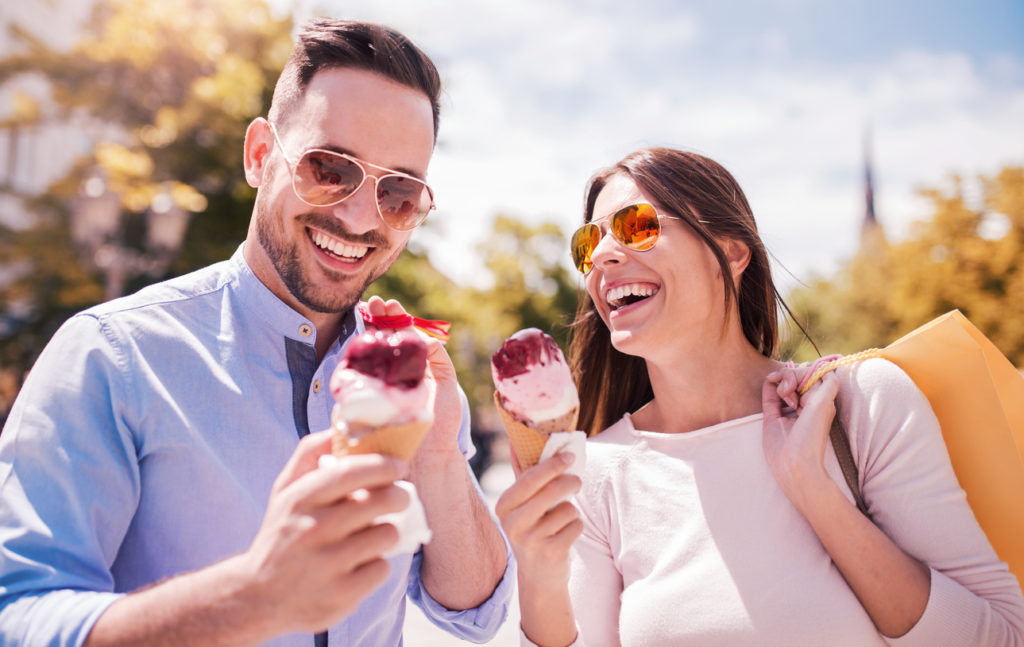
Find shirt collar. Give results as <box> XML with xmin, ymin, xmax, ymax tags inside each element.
<box><xmin>230</xmin><ymin>243</ymin><xmax>357</xmax><ymax>349</ymax></box>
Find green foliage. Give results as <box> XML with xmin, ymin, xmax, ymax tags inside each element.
<box><xmin>788</xmin><ymin>166</ymin><xmax>1024</xmax><ymax>366</ymax></box>
<box><xmin>0</xmin><ymin>0</ymin><xmax>293</xmax><ymax>384</ymax></box>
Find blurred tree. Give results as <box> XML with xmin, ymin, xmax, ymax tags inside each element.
<box><xmin>787</xmin><ymin>166</ymin><xmax>1024</xmax><ymax>366</ymax></box>
<box><xmin>367</xmin><ymin>215</ymin><xmax>579</xmax><ymax>421</ymax></box>
<box><xmin>0</xmin><ymin>0</ymin><xmax>294</xmax><ymax>392</ymax></box>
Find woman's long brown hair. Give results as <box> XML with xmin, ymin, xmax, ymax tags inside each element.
<box><xmin>568</xmin><ymin>148</ymin><xmax>801</xmax><ymax>436</ymax></box>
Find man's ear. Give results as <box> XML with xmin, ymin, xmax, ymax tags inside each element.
<box><xmin>721</xmin><ymin>237</ymin><xmax>751</xmax><ymax>285</ymax></box>
<box><xmin>243</xmin><ymin>118</ymin><xmax>273</xmax><ymax>188</ymax></box>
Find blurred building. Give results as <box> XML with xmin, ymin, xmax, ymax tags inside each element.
<box><xmin>0</xmin><ymin>2</ymin><xmax>94</xmax><ymax>204</ymax></box>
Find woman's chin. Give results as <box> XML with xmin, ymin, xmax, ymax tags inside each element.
<box><xmin>609</xmin><ymin>329</ymin><xmax>649</xmax><ymax>358</ymax></box>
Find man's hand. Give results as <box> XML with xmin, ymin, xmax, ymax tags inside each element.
<box><xmin>362</xmin><ymin>296</ymin><xmax>462</xmax><ymax>462</ymax></box>
<box><xmin>85</xmin><ymin>430</ymin><xmax>410</xmax><ymax>646</ymax></box>
<box><xmin>240</xmin><ymin>429</ymin><xmax>410</xmax><ymax>634</ymax></box>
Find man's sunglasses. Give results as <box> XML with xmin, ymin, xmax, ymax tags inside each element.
<box><xmin>570</xmin><ymin>203</ymin><xmax>662</xmax><ymax>274</ymax></box>
<box><xmin>267</xmin><ymin>120</ymin><xmax>435</xmax><ymax>231</ymax></box>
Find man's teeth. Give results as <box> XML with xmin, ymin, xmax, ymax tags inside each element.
<box><xmin>607</xmin><ymin>283</ymin><xmax>658</xmax><ymax>308</ymax></box>
<box><xmin>312</xmin><ymin>230</ymin><xmax>368</xmax><ymax>259</ymax></box>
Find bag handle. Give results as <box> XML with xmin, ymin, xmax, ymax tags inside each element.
<box><xmin>799</xmin><ymin>351</ymin><xmax>884</xmax><ymax>518</ymax></box>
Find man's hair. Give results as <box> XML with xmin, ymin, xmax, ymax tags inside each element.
<box><xmin>268</xmin><ymin>18</ymin><xmax>442</xmax><ymax>138</ymax></box>
<box><xmin>568</xmin><ymin>147</ymin><xmax>804</xmax><ymax>435</ymax></box>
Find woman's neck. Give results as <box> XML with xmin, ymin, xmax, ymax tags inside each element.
<box><xmin>632</xmin><ymin>325</ymin><xmax>780</xmax><ymax>434</ymax></box>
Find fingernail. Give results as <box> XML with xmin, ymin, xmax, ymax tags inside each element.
<box><xmin>560</xmin><ymin>452</ymin><xmax>575</xmax><ymax>465</ymax></box>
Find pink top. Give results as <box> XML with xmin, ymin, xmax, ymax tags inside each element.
<box><xmin>569</xmin><ymin>358</ymin><xmax>1024</xmax><ymax>646</ymax></box>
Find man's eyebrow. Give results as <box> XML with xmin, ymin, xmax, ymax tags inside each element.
<box><xmin>313</xmin><ymin>145</ymin><xmax>425</xmax><ymax>181</ymax></box>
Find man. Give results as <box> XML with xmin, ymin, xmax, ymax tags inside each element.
<box><xmin>0</xmin><ymin>18</ymin><xmax>511</xmax><ymax>646</ymax></box>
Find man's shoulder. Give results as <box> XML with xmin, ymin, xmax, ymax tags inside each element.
<box><xmin>81</xmin><ymin>258</ymin><xmax>237</xmax><ymax>323</ymax></box>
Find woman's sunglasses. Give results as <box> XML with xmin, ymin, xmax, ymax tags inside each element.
<box><xmin>267</xmin><ymin>120</ymin><xmax>435</xmax><ymax>231</ymax></box>
<box><xmin>570</xmin><ymin>203</ymin><xmax>662</xmax><ymax>274</ymax></box>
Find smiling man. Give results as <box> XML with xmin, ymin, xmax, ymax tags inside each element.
<box><xmin>0</xmin><ymin>19</ymin><xmax>511</xmax><ymax>647</ymax></box>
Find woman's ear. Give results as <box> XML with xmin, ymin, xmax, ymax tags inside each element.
<box><xmin>243</xmin><ymin>118</ymin><xmax>273</xmax><ymax>188</ymax></box>
<box><xmin>721</xmin><ymin>237</ymin><xmax>751</xmax><ymax>285</ymax></box>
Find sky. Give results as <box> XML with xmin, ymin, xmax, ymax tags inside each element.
<box><xmin>271</xmin><ymin>0</ymin><xmax>1024</xmax><ymax>294</ymax></box>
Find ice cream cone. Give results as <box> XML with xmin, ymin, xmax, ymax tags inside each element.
<box><xmin>493</xmin><ymin>391</ymin><xmax>579</xmax><ymax>469</ymax></box>
<box><xmin>332</xmin><ymin>419</ymin><xmax>432</xmax><ymax>463</ymax></box>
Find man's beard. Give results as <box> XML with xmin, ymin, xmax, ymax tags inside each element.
<box><xmin>254</xmin><ymin>192</ymin><xmax>396</xmax><ymax>314</ymax></box>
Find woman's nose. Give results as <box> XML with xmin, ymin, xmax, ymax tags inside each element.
<box><xmin>589</xmin><ymin>229</ymin><xmax>628</xmax><ymax>270</ymax></box>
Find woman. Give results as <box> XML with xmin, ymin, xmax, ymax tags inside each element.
<box><xmin>495</xmin><ymin>147</ymin><xmax>1024</xmax><ymax>646</ymax></box>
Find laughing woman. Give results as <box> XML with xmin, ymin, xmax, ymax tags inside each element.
<box><xmin>495</xmin><ymin>147</ymin><xmax>1024</xmax><ymax>646</ymax></box>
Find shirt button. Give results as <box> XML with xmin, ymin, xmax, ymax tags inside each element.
<box><xmin>299</xmin><ymin>324</ymin><xmax>313</xmax><ymax>337</ymax></box>
<box><xmin>312</xmin><ymin>380</ymin><xmax>322</xmax><ymax>393</ymax></box>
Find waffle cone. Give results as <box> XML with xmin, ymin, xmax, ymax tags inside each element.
<box><xmin>493</xmin><ymin>391</ymin><xmax>579</xmax><ymax>469</ymax></box>
<box><xmin>332</xmin><ymin>419</ymin><xmax>432</xmax><ymax>463</ymax></box>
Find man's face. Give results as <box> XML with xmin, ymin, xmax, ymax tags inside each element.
<box><xmin>246</xmin><ymin>67</ymin><xmax>435</xmax><ymax>316</ymax></box>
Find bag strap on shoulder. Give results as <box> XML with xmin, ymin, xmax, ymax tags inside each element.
<box><xmin>799</xmin><ymin>351</ymin><xmax>884</xmax><ymax>519</ymax></box>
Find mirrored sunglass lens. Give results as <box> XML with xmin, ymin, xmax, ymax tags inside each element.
<box><xmin>377</xmin><ymin>176</ymin><xmax>431</xmax><ymax>230</ymax></box>
<box><xmin>613</xmin><ymin>204</ymin><xmax>660</xmax><ymax>251</ymax></box>
<box><xmin>294</xmin><ymin>151</ymin><xmax>363</xmax><ymax>205</ymax></box>
<box><xmin>571</xmin><ymin>224</ymin><xmax>600</xmax><ymax>273</ymax></box>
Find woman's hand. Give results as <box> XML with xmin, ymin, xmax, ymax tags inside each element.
<box><xmin>761</xmin><ymin>367</ymin><xmax>840</xmax><ymax>514</ymax></box>
<box><xmin>496</xmin><ymin>451</ymin><xmax>583</xmax><ymax>646</ymax></box>
<box><xmin>496</xmin><ymin>452</ymin><xmax>583</xmax><ymax>588</ymax></box>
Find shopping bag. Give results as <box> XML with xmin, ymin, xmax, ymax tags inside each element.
<box><xmin>800</xmin><ymin>310</ymin><xmax>1024</xmax><ymax>591</ymax></box>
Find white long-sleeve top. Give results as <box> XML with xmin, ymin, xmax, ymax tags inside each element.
<box><xmin>568</xmin><ymin>358</ymin><xmax>1024</xmax><ymax>646</ymax></box>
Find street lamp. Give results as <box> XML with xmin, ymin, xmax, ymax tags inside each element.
<box><xmin>71</xmin><ymin>173</ymin><xmax>192</xmax><ymax>301</ymax></box>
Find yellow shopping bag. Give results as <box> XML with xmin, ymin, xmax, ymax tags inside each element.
<box><xmin>801</xmin><ymin>310</ymin><xmax>1024</xmax><ymax>591</ymax></box>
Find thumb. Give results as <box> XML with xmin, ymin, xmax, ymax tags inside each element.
<box><xmin>798</xmin><ymin>372</ymin><xmax>840</xmax><ymax>423</ymax></box>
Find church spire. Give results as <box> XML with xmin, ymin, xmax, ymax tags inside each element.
<box><xmin>860</xmin><ymin>122</ymin><xmax>885</xmax><ymax>252</ymax></box>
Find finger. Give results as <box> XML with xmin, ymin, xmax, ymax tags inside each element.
<box><xmin>531</xmin><ymin>500</ymin><xmax>582</xmax><ymax>538</ymax></box>
<box><xmin>510</xmin><ymin>449</ymin><xmax>524</xmax><ymax>478</ymax></box>
<box><xmin>801</xmin><ymin>371</ymin><xmax>840</xmax><ymax>413</ymax></box>
<box><xmin>761</xmin><ymin>376</ymin><xmax>786</xmax><ymax>421</ymax></box>
<box><xmin>336</xmin><ymin>557</ymin><xmax>391</xmax><ymax>607</ymax></box>
<box><xmin>292</xmin><ymin>453</ymin><xmax>406</xmax><ymax>508</ymax></box>
<box><xmin>316</xmin><ymin>483</ymin><xmax>411</xmax><ymax>539</ymax></box>
<box><xmin>365</xmin><ymin>295</ymin><xmax>387</xmax><ymax>317</ymax></box>
<box><xmin>325</xmin><ymin>522</ymin><xmax>401</xmax><ymax>571</ymax></box>
<box><xmin>273</xmin><ymin>430</ymin><xmax>336</xmax><ymax>494</ymax></box>
<box><xmin>496</xmin><ymin>453</ymin><xmax>574</xmax><ymax>514</ymax></box>
<box><xmin>547</xmin><ymin>517</ymin><xmax>584</xmax><ymax>551</ymax></box>
<box><xmin>499</xmin><ymin>474</ymin><xmax>582</xmax><ymax>533</ymax></box>
<box><xmin>776</xmin><ymin>370</ymin><xmax>800</xmax><ymax>410</ymax></box>
<box><xmin>383</xmin><ymin>299</ymin><xmax>408</xmax><ymax>318</ymax></box>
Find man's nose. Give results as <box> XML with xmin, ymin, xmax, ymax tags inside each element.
<box><xmin>329</xmin><ymin>178</ymin><xmax>381</xmax><ymax>234</ymax></box>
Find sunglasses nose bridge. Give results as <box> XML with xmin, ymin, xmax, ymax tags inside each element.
<box><xmin>589</xmin><ymin>224</ymin><xmax>633</xmax><ymax>269</ymax></box>
<box><xmin>325</xmin><ymin>172</ymin><xmax>388</xmax><ymax>233</ymax></box>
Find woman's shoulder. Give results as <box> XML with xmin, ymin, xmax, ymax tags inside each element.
<box><xmin>580</xmin><ymin>416</ymin><xmax>637</xmax><ymax>478</ymax></box>
<box><xmin>585</xmin><ymin>415</ymin><xmax>637</xmax><ymax>451</ymax></box>
<box><xmin>835</xmin><ymin>356</ymin><xmax>927</xmax><ymax>409</ymax></box>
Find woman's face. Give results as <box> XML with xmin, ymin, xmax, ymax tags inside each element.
<box><xmin>585</xmin><ymin>174</ymin><xmax>728</xmax><ymax>359</ymax></box>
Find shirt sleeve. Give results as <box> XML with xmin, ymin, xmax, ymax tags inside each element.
<box><xmin>569</xmin><ymin>473</ymin><xmax>623</xmax><ymax>646</ymax></box>
<box><xmin>840</xmin><ymin>358</ymin><xmax>1024</xmax><ymax>646</ymax></box>
<box><xmin>0</xmin><ymin>314</ymin><xmax>141</xmax><ymax>646</ymax></box>
<box><xmin>404</xmin><ymin>387</ymin><xmax>514</xmax><ymax>642</ymax></box>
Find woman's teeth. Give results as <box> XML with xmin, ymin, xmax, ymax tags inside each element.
<box><xmin>607</xmin><ymin>283</ymin><xmax>658</xmax><ymax>309</ymax></box>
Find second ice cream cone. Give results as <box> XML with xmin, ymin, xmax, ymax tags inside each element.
<box><xmin>493</xmin><ymin>391</ymin><xmax>551</xmax><ymax>469</ymax></box>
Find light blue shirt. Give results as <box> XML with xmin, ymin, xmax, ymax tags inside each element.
<box><xmin>0</xmin><ymin>246</ymin><xmax>512</xmax><ymax>646</ymax></box>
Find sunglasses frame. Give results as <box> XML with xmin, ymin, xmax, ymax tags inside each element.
<box><xmin>571</xmin><ymin>203</ymin><xmax>663</xmax><ymax>274</ymax></box>
<box><xmin>266</xmin><ymin>120</ymin><xmax>435</xmax><ymax>231</ymax></box>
